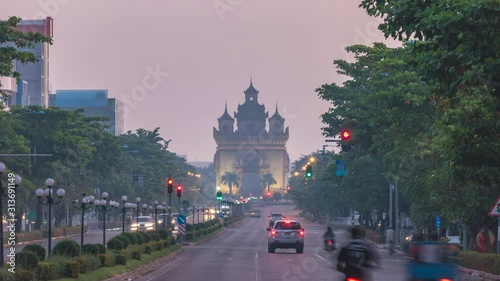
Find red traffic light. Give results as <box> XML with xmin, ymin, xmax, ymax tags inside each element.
<box><xmin>176</xmin><ymin>184</ymin><xmax>182</xmax><ymax>191</ymax></box>
<box><xmin>267</xmin><ymin>192</ymin><xmax>271</xmax><ymax>196</ymax></box>
<box><xmin>340</xmin><ymin>130</ymin><xmax>352</xmax><ymax>141</ymax></box>
<box><xmin>167</xmin><ymin>178</ymin><xmax>173</xmax><ymax>185</ymax></box>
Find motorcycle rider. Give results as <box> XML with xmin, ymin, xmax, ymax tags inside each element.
<box><xmin>336</xmin><ymin>226</ymin><xmax>380</xmax><ymax>281</ymax></box>
<box><xmin>323</xmin><ymin>226</ymin><xmax>336</xmax><ymax>250</ymax></box>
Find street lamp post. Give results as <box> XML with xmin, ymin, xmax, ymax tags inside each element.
<box><xmin>35</xmin><ymin>178</ymin><xmax>65</xmax><ymax>258</ymax></box>
<box><xmin>121</xmin><ymin>196</ymin><xmax>128</xmax><ymax>234</ymax></box>
<box><xmin>167</xmin><ymin>206</ymin><xmax>172</xmax><ymax>233</ymax></box>
<box><xmin>202</xmin><ymin>204</ymin><xmax>206</xmax><ymax>223</ymax></box>
<box><xmin>161</xmin><ymin>202</ymin><xmax>167</xmax><ymax>230</ymax></box>
<box><xmin>153</xmin><ymin>201</ymin><xmax>159</xmax><ymax>231</ymax></box>
<box><xmin>72</xmin><ymin>193</ymin><xmax>95</xmax><ymax>253</ymax></box>
<box><xmin>93</xmin><ymin>192</ymin><xmax>117</xmax><ymax>247</ymax></box>
<box><xmin>196</xmin><ymin>205</ymin><xmax>200</xmax><ymax>224</ymax></box>
<box><xmin>0</xmin><ymin>164</ymin><xmax>21</xmax><ymax>267</ymax></box>
<box><xmin>142</xmin><ymin>203</ymin><xmax>148</xmax><ymax>216</ymax></box>
<box><xmin>135</xmin><ymin>197</ymin><xmax>141</xmax><ymax>232</ymax></box>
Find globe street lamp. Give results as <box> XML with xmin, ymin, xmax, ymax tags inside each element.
<box><xmin>72</xmin><ymin>193</ymin><xmax>95</xmax><ymax>253</ymax></box>
<box><xmin>0</xmin><ymin>163</ymin><xmax>21</xmax><ymax>267</ymax></box>
<box><xmin>35</xmin><ymin>178</ymin><xmax>65</xmax><ymax>257</ymax></box>
<box><xmin>121</xmin><ymin>196</ymin><xmax>128</xmax><ymax>234</ymax></box>
<box><xmin>142</xmin><ymin>203</ymin><xmax>148</xmax><ymax>216</ymax></box>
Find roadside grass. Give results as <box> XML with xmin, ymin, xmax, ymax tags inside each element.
<box><xmin>55</xmin><ymin>245</ymin><xmax>181</xmax><ymax>281</ymax></box>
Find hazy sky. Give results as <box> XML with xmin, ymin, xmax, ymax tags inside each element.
<box><xmin>2</xmin><ymin>0</ymin><xmax>398</xmax><ymax>163</ymax></box>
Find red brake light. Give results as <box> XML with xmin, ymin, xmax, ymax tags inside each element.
<box><xmin>346</xmin><ymin>278</ymin><xmax>360</xmax><ymax>281</ymax></box>
<box><xmin>285</xmin><ymin>220</ymin><xmax>290</xmax><ymax>224</ymax></box>
<box><xmin>298</xmin><ymin>230</ymin><xmax>304</xmax><ymax>236</ymax></box>
<box><xmin>440</xmin><ymin>279</ymin><xmax>453</xmax><ymax>281</ymax></box>
<box><xmin>271</xmin><ymin>230</ymin><xmax>277</xmax><ymax>235</ymax></box>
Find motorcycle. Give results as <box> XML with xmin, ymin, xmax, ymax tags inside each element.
<box><xmin>324</xmin><ymin>238</ymin><xmax>336</xmax><ymax>251</ymax></box>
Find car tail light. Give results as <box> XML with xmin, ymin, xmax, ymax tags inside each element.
<box><xmin>285</xmin><ymin>220</ymin><xmax>290</xmax><ymax>224</ymax></box>
<box><xmin>298</xmin><ymin>230</ymin><xmax>304</xmax><ymax>236</ymax></box>
<box><xmin>439</xmin><ymin>279</ymin><xmax>453</xmax><ymax>281</ymax></box>
<box><xmin>346</xmin><ymin>278</ymin><xmax>360</xmax><ymax>281</ymax></box>
<box><xmin>271</xmin><ymin>230</ymin><xmax>278</xmax><ymax>235</ymax></box>
<box><xmin>327</xmin><ymin>240</ymin><xmax>332</xmax><ymax>245</ymax></box>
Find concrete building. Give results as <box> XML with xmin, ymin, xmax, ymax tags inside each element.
<box><xmin>50</xmin><ymin>89</ymin><xmax>124</xmax><ymax>136</ymax></box>
<box><xmin>213</xmin><ymin>80</ymin><xmax>289</xmax><ymax>197</ymax></box>
<box><xmin>12</xmin><ymin>17</ymin><xmax>53</xmax><ymax>107</ymax></box>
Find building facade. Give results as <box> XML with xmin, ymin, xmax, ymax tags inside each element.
<box><xmin>213</xmin><ymin>81</ymin><xmax>289</xmax><ymax>197</ymax></box>
<box><xmin>50</xmin><ymin>89</ymin><xmax>124</xmax><ymax>136</ymax></box>
<box><xmin>13</xmin><ymin>17</ymin><xmax>53</xmax><ymax>107</ymax></box>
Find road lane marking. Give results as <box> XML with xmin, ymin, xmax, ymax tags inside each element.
<box><xmin>314</xmin><ymin>253</ymin><xmax>333</xmax><ymax>266</ymax></box>
<box><xmin>254</xmin><ymin>251</ymin><xmax>261</xmax><ymax>281</ymax></box>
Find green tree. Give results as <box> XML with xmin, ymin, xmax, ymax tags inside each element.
<box><xmin>0</xmin><ymin>17</ymin><xmax>52</xmax><ymax>102</ymax></box>
<box><xmin>220</xmin><ymin>171</ymin><xmax>239</xmax><ymax>196</ymax></box>
<box><xmin>261</xmin><ymin>173</ymin><xmax>277</xmax><ymax>193</ymax></box>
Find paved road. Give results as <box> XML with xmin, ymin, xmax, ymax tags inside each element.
<box><xmin>132</xmin><ymin>205</ymin><xmax>488</xmax><ymax>281</ymax></box>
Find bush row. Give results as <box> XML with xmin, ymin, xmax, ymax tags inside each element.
<box><xmin>0</xmin><ymin>236</ymin><xmax>177</xmax><ymax>280</ymax></box>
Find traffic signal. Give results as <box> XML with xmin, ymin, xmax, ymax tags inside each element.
<box><xmin>340</xmin><ymin>129</ymin><xmax>352</xmax><ymax>152</ymax></box>
<box><xmin>167</xmin><ymin>178</ymin><xmax>173</xmax><ymax>194</ymax></box>
<box><xmin>176</xmin><ymin>184</ymin><xmax>182</xmax><ymax>198</ymax></box>
<box><xmin>305</xmin><ymin>164</ymin><xmax>313</xmax><ymax>178</ymax></box>
<box><xmin>286</xmin><ymin>186</ymin><xmax>291</xmax><ymax>193</ymax></box>
<box><xmin>216</xmin><ymin>191</ymin><xmax>222</xmax><ymax>200</ymax></box>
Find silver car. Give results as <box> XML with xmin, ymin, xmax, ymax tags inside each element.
<box><xmin>267</xmin><ymin>219</ymin><xmax>304</xmax><ymax>254</ymax></box>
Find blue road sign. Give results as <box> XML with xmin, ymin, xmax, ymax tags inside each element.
<box><xmin>435</xmin><ymin>216</ymin><xmax>441</xmax><ymax>228</ymax></box>
<box><xmin>177</xmin><ymin>214</ymin><xmax>187</xmax><ymax>225</ymax></box>
<box><xmin>219</xmin><ymin>213</ymin><xmax>224</xmax><ymax>218</ymax></box>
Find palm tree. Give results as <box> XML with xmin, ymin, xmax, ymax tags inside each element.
<box><xmin>221</xmin><ymin>171</ymin><xmax>240</xmax><ymax>196</ymax></box>
<box><xmin>261</xmin><ymin>173</ymin><xmax>277</xmax><ymax>193</ymax></box>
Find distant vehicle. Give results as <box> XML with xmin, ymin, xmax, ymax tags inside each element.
<box><xmin>268</xmin><ymin>213</ymin><xmax>285</xmax><ymax>227</ymax></box>
<box><xmin>158</xmin><ymin>213</ymin><xmax>179</xmax><ymax>233</ymax></box>
<box><xmin>131</xmin><ymin>216</ymin><xmax>155</xmax><ymax>232</ymax></box>
<box><xmin>267</xmin><ymin>219</ymin><xmax>304</xmax><ymax>254</ymax></box>
<box><xmin>446</xmin><ymin>224</ymin><xmax>461</xmax><ymax>244</ymax></box>
<box><xmin>247</xmin><ymin>210</ymin><xmax>261</xmax><ymax>218</ymax></box>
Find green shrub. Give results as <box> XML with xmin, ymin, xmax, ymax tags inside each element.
<box><xmin>459</xmin><ymin>251</ymin><xmax>500</xmax><ymax>274</ymax></box>
<box><xmin>98</xmin><ymin>254</ymin><xmax>113</xmax><ymax>267</ymax></box>
<box><xmin>131</xmin><ymin>250</ymin><xmax>141</xmax><ymax>260</ymax></box>
<box><xmin>62</xmin><ymin>260</ymin><xmax>79</xmax><ymax>278</ymax></box>
<box><xmin>147</xmin><ymin>231</ymin><xmax>160</xmax><ymax>241</ymax></box>
<box><xmin>82</xmin><ymin>244</ymin><xmax>98</xmax><ymax>256</ymax></box>
<box><xmin>115</xmin><ymin>235</ymin><xmax>130</xmax><ymax>248</ymax></box>
<box><xmin>133</xmin><ymin>232</ymin><xmax>144</xmax><ymax>244</ymax></box>
<box><xmin>107</xmin><ymin>237</ymin><xmax>124</xmax><ymax>250</ymax></box>
<box><xmin>17</xmin><ymin>250</ymin><xmax>40</xmax><ymax>270</ymax></box>
<box><xmin>37</xmin><ymin>262</ymin><xmax>57</xmax><ymax>281</ymax></box>
<box><xmin>163</xmin><ymin>240</ymin><xmax>169</xmax><ymax>248</ymax></box>
<box><xmin>73</xmin><ymin>255</ymin><xmax>88</xmax><ymax>273</ymax></box>
<box><xmin>139</xmin><ymin>232</ymin><xmax>151</xmax><ymax>243</ymax></box>
<box><xmin>0</xmin><ymin>267</ymin><xmax>16</xmax><ymax>281</ymax></box>
<box><xmin>94</xmin><ymin>243</ymin><xmax>106</xmax><ymax>254</ymax></box>
<box><xmin>157</xmin><ymin>229</ymin><xmax>168</xmax><ymax>239</ymax></box>
<box><xmin>123</xmin><ymin>232</ymin><xmax>138</xmax><ymax>244</ymax></box>
<box><xmin>155</xmin><ymin>242</ymin><xmax>163</xmax><ymax>251</ymax></box>
<box><xmin>144</xmin><ymin>243</ymin><xmax>152</xmax><ymax>254</ymax></box>
<box><xmin>14</xmin><ymin>269</ymin><xmax>35</xmax><ymax>281</ymax></box>
<box><xmin>22</xmin><ymin>244</ymin><xmax>46</xmax><ymax>261</ymax></box>
<box><xmin>83</xmin><ymin>254</ymin><xmax>102</xmax><ymax>271</ymax></box>
<box><xmin>52</xmin><ymin>240</ymin><xmax>80</xmax><ymax>257</ymax></box>
<box><xmin>114</xmin><ymin>253</ymin><xmax>128</xmax><ymax>265</ymax></box>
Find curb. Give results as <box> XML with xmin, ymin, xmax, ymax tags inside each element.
<box><xmin>459</xmin><ymin>267</ymin><xmax>500</xmax><ymax>281</ymax></box>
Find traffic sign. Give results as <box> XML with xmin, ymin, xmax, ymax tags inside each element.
<box><xmin>178</xmin><ymin>224</ymin><xmax>186</xmax><ymax>235</ymax></box>
<box><xmin>219</xmin><ymin>213</ymin><xmax>224</xmax><ymax>218</ymax></box>
<box><xmin>435</xmin><ymin>216</ymin><xmax>441</xmax><ymax>228</ymax></box>
<box><xmin>177</xmin><ymin>214</ymin><xmax>187</xmax><ymax>225</ymax></box>
<box><xmin>488</xmin><ymin>196</ymin><xmax>500</xmax><ymax>216</ymax></box>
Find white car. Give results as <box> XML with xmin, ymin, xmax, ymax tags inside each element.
<box><xmin>131</xmin><ymin>216</ymin><xmax>155</xmax><ymax>232</ymax></box>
